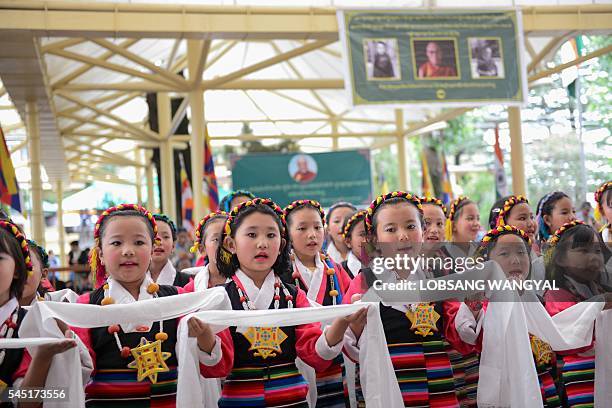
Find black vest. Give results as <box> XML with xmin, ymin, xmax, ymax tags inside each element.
<box><xmin>172</xmin><ymin>271</ymin><xmax>191</xmax><ymax>287</ymax></box>
<box><xmin>0</xmin><ymin>307</ymin><xmax>26</xmax><ymax>387</ymax></box>
<box><xmin>88</xmin><ymin>286</ymin><xmax>180</xmax><ymax>370</ymax></box>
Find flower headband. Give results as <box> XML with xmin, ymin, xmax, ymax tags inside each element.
<box><xmin>342</xmin><ymin>209</ymin><xmax>367</xmax><ymax>239</ymax></box>
<box><xmin>445</xmin><ymin>195</ymin><xmax>470</xmax><ymax>241</ymax></box>
<box><xmin>420</xmin><ymin>196</ymin><xmax>447</xmax><ymax>216</ymax></box>
<box><xmin>476</xmin><ymin>225</ymin><xmax>531</xmax><ymax>259</ymax></box>
<box><xmin>90</xmin><ymin>204</ymin><xmax>158</xmax><ymax>288</ymax></box>
<box><xmin>0</xmin><ymin>220</ymin><xmax>33</xmax><ymax>276</ymax></box>
<box><xmin>221</xmin><ymin>190</ymin><xmax>256</xmax><ymax>213</ymax></box>
<box><xmin>497</xmin><ymin>195</ymin><xmax>529</xmax><ymax>227</ymax></box>
<box><xmin>548</xmin><ymin>220</ymin><xmax>586</xmax><ymax>248</ymax></box>
<box><xmin>594</xmin><ymin>181</ymin><xmax>611</xmax><ymax>221</ymax></box>
<box><xmin>284</xmin><ymin>200</ymin><xmax>325</xmax><ymax>226</ymax></box>
<box><xmin>190</xmin><ymin>210</ymin><xmax>229</xmax><ymax>253</ymax></box>
<box><xmin>27</xmin><ymin>239</ymin><xmax>49</xmax><ymax>269</ymax></box>
<box><xmin>223</xmin><ymin>198</ymin><xmax>286</xmax><ymax>238</ymax></box>
<box><xmin>365</xmin><ymin>191</ymin><xmax>423</xmax><ymax>233</ymax></box>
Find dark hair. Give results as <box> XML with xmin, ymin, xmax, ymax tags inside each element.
<box><xmin>536</xmin><ymin>191</ymin><xmax>570</xmax><ymax>242</ymax></box>
<box><xmin>220</xmin><ymin>190</ymin><xmax>256</xmax><ymax>213</ymax></box>
<box><xmin>70</xmin><ymin>240</ymin><xmax>79</xmax><ymax>247</ymax></box>
<box><xmin>0</xmin><ymin>228</ymin><xmax>28</xmax><ymax>299</ymax></box>
<box><xmin>476</xmin><ymin>227</ymin><xmax>532</xmax><ymax>278</ymax></box>
<box><xmin>153</xmin><ymin>214</ymin><xmax>177</xmax><ymax>241</ymax></box>
<box><xmin>27</xmin><ymin>240</ymin><xmax>49</xmax><ymax>269</ymax></box>
<box><xmin>98</xmin><ymin>210</ymin><xmax>155</xmax><ymax>243</ymax></box>
<box><xmin>546</xmin><ymin>224</ymin><xmax>611</xmax><ymax>292</ymax></box>
<box><xmin>216</xmin><ymin>203</ymin><xmax>291</xmax><ymax>280</ymax></box>
<box><xmin>342</xmin><ymin>210</ymin><xmax>367</xmax><ymax>240</ymax></box>
<box><xmin>325</xmin><ymin>202</ymin><xmax>357</xmax><ymax>225</ymax></box>
<box><xmin>285</xmin><ymin>203</ymin><xmax>324</xmax><ymax>230</ymax></box>
<box><xmin>488</xmin><ymin>196</ymin><xmax>512</xmax><ymax>230</ymax></box>
<box><xmin>370</xmin><ymin>197</ymin><xmax>424</xmax><ymax>239</ymax></box>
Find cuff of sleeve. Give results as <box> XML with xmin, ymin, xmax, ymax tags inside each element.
<box><xmin>455</xmin><ymin>302</ymin><xmax>483</xmax><ymax>345</ymax></box>
<box><xmin>197</xmin><ymin>335</ymin><xmax>222</xmax><ymax>366</ymax></box>
<box><xmin>343</xmin><ymin>327</ymin><xmax>361</xmax><ymax>362</ymax></box>
<box><xmin>315</xmin><ymin>327</ymin><xmax>343</xmax><ymax>360</ymax></box>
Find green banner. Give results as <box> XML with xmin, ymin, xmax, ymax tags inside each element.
<box><xmin>231</xmin><ymin>150</ymin><xmax>372</xmax><ymax>207</ymax></box>
<box><xmin>338</xmin><ymin>9</ymin><xmax>527</xmax><ymax>106</ymax></box>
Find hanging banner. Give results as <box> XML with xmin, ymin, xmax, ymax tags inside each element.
<box><xmin>231</xmin><ymin>150</ymin><xmax>372</xmax><ymax>208</ymax></box>
<box><xmin>338</xmin><ymin>9</ymin><xmax>527</xmax><ymax>106</ymax></box>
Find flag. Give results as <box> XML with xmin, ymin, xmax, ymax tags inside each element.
<box><xmin>202</xmin><ymin>135</ymin><xmax>219</xmax><ymax>212</ymax></box>
<box><xmin>421</xmin><ymin>149</ymin><xmax>433</xmax><ymax>198</ymax></box>
<box><xmin>560</xmin><ymin>36</ymin><xmax>584</xmax><ymax>92</ymax></box>
<box><xmin>440</xmin><ymin>152</ymin><xmax>453</xmax><ymax>205</ymax></box>
<box><xmin>494</xmin><ymin>125</ymin><xmax>508</xmax><ymax>199</ymax></box>
<box><xmin>179</xmin><ymin>153</ymin><xmax>195</xmax><ymax>234</ymax></box>
<box><xmin>0</xmin><ymin>126</ymin><xmax>22</xmax><ymax>214</ymax></box>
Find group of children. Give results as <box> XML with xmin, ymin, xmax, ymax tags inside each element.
<box><xmin>0</xmin><ymin>180</ymin><xmax>610</xmax><ymax>407</ymax></box>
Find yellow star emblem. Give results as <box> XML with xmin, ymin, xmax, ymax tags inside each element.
<box><xmin>0</xmin><ymin>379</ymin><xmax>6</xmax><ymax>393</ymax></box>
<box><xmin>530</xmin><ymin>334</ymin><xmax>553</xmax><ymax>366</ymax></box>
<box><xmin>127</xmin><ymin>337</ymin><xmax>171</xmax><ymax>383</ymax></box>
<box><xmin>243</xmin><ymin>327</ymin><xmax>288</xmax><ymax>359</ymax></box>
<box><xmin>405</xmin><ymin>303</ymin><xmax>440</xmax><ymax>337</ymax></box>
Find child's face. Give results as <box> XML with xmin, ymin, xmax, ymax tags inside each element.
<box><xmin>489</xmin><ymin>234</ymin><xmax>530</xmax><ymax>282</ymax></box>
<box><xmin>22</xmin><ymin>252</ymin><xmax>44</xmax><ymax>300</ymax></box>
<box><xmin>453</xmin><ymin>203</ymin><xmax>481</xmax><ymax>242</ymax></box>
<box><xmin>423</xmin><ymin>204</ymin><xmax>446</xmax><ymax>245</ymax></box>
<box><xmin>177</xmin><ymin>231</ymin><xmax>189</xmax><ymax>246</ymax></box>
<box><xmin>346</xmin><ymin>220</ymin><xmax>366</xmax><ymax>256</ymax></box>
<box><xmin>99</xmin><ymin>217</ymin><xmax>153</xmax><ymax>285</ymax></box>
<box><xmin>203</xmin><ymin>219</ymin><xmax>224</xmax><ymax>270</ymax></box>
<box><xmin>152</xmin><ymin>221</ymin><xmax>174</xmax><ymax>264</ymax></box>
<box><xmin>0</xmin><ymin>251</ymin><xmax>16</xmax><ymax>300</ymax></box>
<box><xmin>289</xmin><ymin>208</ymin><xmax>324</xmax><ymax>262</ymax></box>
<box><xmin>602</xmin><ymin>191</ymin><xmax>612</xmax><ymax>224</ymax></box>
<box><xmin>328</xmin><ymin>207</ymin><xmax>354</xmax><ymax>251</ymax></box>
<box><xmin>558</xmin><ymin>232</ymin><xmax>604</xmax><ymax>283</ymax></box>
<box><xmin>506</xmin><ymin>203</ymin><xmax>536</xmax><ymax>242</ymax></box>
<box><xmin>545</xmin><ymin>197</ymin><xmax>575</xmax><ymax>234</ymax></box>
<box><xmin>375</xmin><ymin>203</ymin><xmax>423</xmax><ymax>259</ymax></box>
<box><xmin>227</xmin><ymin>212</ymin><xmax>283</xmax><ymax>278</ymax></box>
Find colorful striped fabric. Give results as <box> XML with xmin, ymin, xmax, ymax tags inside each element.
<box><xmin>315</xmin><ymin>354</ymin><xmax>349</xmax><ymax>407</ymax></box>
<box><xmin>536</xmin><ymin>366</ymin><xmax>561</xmax><ymax>408</ymax></box>
<box><xmin>445</xmin><ymin>342</ymin><xmax>478</xmax><ymax>407</ymax></box>
<box><xmin>85</xmin><ymin>367</ymin><xmax>178</xmax><ymax>407</ymax></box>
<box><xmin>558</xmin><ymin>354</ymin><xmax>595</xmax><ymax>408</ymax></box>
<box><xmin>219</xmin><ymin>362</ymin><xmax>309</xmax><ymax>407</ymax></box>
<box><xmin>388</xmin><ymin>341</ymin><xmax>459</xmax><ymax>408</ymax></box>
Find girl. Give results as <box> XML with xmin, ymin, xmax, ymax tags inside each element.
<box><xmin>594</xmin><ymin>181</ymin><xmax>612</xmax><ymax>243</ymax></box>
<box><xmin>544</xmin><ymin>221</ymin><xmax>612</xmax><ymax>407</ymax></box>
<box><xmin>284</xmin><ymin>200</ymin><xmax>353</xmax><ymax>407</ymax></box>
<box><xmin>325</xmin><ymin>202</ymin><xmax>357</xmax><ymax>264</ymax></box>
<box><xmin>341</xmin><ymin>210</ymin><xmax>367</xmax><ymax>279</ymax></box>
<box><xmin>0</xmin><ymin>221</ymin><xmax>75</xmax><ymax>395</ymax></box>
<box><xmin>220</xmin><ymin>190</ymin><xmax>255</xmax><ymax>213</ymax></box>
<box><xmin>71</xmin><ymin>204</ymin><xmax>213</xmax><ymax>406</ymax></box>
<box><xmin>19</xmin><ymin>239</ymin><xmax>49</xmax><ymax>306</ymax></box>
<box><xmin>421</xmin><ymin>196</ymin><xmax>447</xmax><ymax>247</ymax></box>
<box><xmin>536</xmin><ymin>191</ymin><xmax>576</xmax><ymax>245</ymax></box>
<box><xmin>149</xmin><ymin>214</ymin><xmax>191</xmax><ymax>287</ymax></box>
<box><xmin>344</xmin><ymin>191</ymin><xmax>465</xmax><ymax>407</ymax></box>
<box><xmin>445</xmin><ymin>196</ymin><xmax>481</xmax><ymax>258</ymax></box>
<box><xmin>192</xmin><ymin>198</ymin><xmax>366</xmax><ymax>407</ymax></box>
<box><xmin>183</xmin><ymin>211</ymin><xmax>229</xmax><ymax>291</ymax></box>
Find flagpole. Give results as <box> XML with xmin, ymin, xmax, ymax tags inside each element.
<box><xmin>575</xmin><ymin>65</ymin><xmax>588</xmax><ymax>203</ymax></box>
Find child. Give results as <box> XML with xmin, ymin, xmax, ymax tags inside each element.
<box><xmin>284</xmin><ymin>199</ymin><xmax>354</xmax><ymax>407</ymax></box>
<box><xmin>325</xmin><ymin>202</ymin><xmax>357</xmax><ymax>264</ymax></box>
<box><xmin>445</xmin><ymin>196</ymin><xmax>481</xmax><ymax>257</ymax></box>
<box><xmin>343</xmin><ymin>191</ymin><xmax>465</xmax><ymax>407</ymax></box>
<box><xmin>341</xmin><ymin>210</ymin><xmax>367</xmax><ymax>279</ymax></box>
<box><xmin>183</xmin><ymin>211</ymin><xmax>229</xmax><ymax>291</ymax></box>
<box><xmin>192</xmin><ymin>198</ymin><xmax>366</xmax><ymax>407</ymax></box>
<box><xmin>0</xmin><ymin>221</ymin><xmax>75</xmax><ymax>394</ymax></box>
<box><xmin>536</xmin><ymin>192</ymin><xmax>576</xmax><ymax>245</ymax></box>
<box><xmin>220</xmin><ymin>190</ymin><xmax>256</xmax><ymax>213</ymax></box>
<box><xmin>149</xmin><ymin>214</ymin><xmax>191</xmax><ymax>287</ymax></box>
<box><xmin>544</xmin><ymin>221</ymin><xmax>612</xmax><ymax>408</ymax></box>
<box><xmin>421</xmin><ymin>196</ymin><xmax>446</xmax><ymax>246</ymax></box>
<box><xmin>594</xmin><ymin>181</ymin><xmax>612</xmax><ymax>243</ymax></box>
<box><xmin>71</xmin><ymin>204</ymin><xmax>213</xmax><ymax>406</ymax></box>
<box><xmin>19</xmin><ymin>239</ymin><xmax>49</xmax><ymax>306</ymax></box>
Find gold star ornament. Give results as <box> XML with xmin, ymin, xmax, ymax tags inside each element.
<box><xmin>405</xmin><ymin>303</ymin><xmax>440</xmax><ymax>337</ymax></box>
<box><xmin>530</xmin><ymin>334</ymin><xmax>553</xmax><ymax>366</ymax></box>
<box><xmin>243</xmin><ymin>327</ymin><xmax>288</xmax><ymax>359</ymax></box>
<box><xmin>127</xmin><ymin>337</ymin><xmax>171</xmax><ymax>383</ymax></box>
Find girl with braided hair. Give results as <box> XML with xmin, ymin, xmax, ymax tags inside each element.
<box><xmin>284</xmin><ymin>199</ymin><xmax>354</xmax><ymax>408</ymax></box>
<box><xmin>70</xmin><ymin>204</ymin><xmax>213</xmax><ymax>406</ymax></box>
<box><xmin>594</xmin><ymin>181</ymin><xmax>612</xmax><ymax>244</ymax></box>
<box><xmin>443</xmin><ymin>196</ymin><xmax>482</xmax><ymax>259</ymax></box>
<box><xmin>191</xmin><ymin>198</ymin><xmax>367</xmax><ymax>407</ymax></box>
<box><xmin>341</xmin><ymin>210</ymin><xmax>368</xmax><ymax>279</ymax></box>
<box><xmin>19</xmin><ymin>239</ymin><xmax>50</xmax><ymax>306</ymax></box>
<box><xmin>219</xmin><ymin>190</ymin><xmax>256</xmax><ymax>213</ymax></box>
<box><xmin>535</xmin><ymin>192</ymin><xmax>576</xmax><ymax>247</ymax></box>
<box><xmin>325</xmin><ymin>202</ymin><xmax>357</xmax><ymax>264</ymax></box>
<box><xmin>343</xmin><ymin>191</ymin><xmax>469</xmax><ymax>407</ymax></box>
<box><xmin>542</xmin><ymin>221</ymin><xmax>612</xmax><ymax>407</ymax></box>
<box><xmin>149</xmin><ymin>214</ymin><xmax>192</xmax><ymax>287</ymax></box>
<box><xmin>0</xmin><ymin>221</ymin><xmax>76</xmax><ymax>395</ymax></box>
<box><xmin>183</xmin><ymin>211</ymin><xmax>230</xmax><ymax>292</ymax></box>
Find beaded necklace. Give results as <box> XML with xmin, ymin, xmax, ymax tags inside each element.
<box><xmin>0</xmin><ymin>307</ymin><xmax>19</xmax><ymax>366</ymax></box>
<box><xmin>290</xmin><ymin>253</ymin><xmax>340</xmax><ymax>305</ymax></box>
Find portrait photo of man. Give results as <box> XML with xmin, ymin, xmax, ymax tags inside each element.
<box><xmin>289</xmin><ymin>154</ymin><xmax>318</xmax><ymax>184</ymax></box>
<box><xmin>363</xmin><ymin>38</ymin><xmax>401</xmax><ymax>80</ymax></box>
<box><xmin>413</xmin><ymin>39</ymin><xmax>459</xmax><ymax>79</ymax></box>
<box><xmin>469</xmin><ymin>38</ymin><xmax>505</xmax><ymax>79</ymax></box>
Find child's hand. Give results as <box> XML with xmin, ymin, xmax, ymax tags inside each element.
<box><xmin>464</xmin><ymin>292</ymin><xmax>486</xmax><ymax>318</ymax></box>
<box><xmin>188</xmin><ymin>317</ymin><xmax>216</xmax><ymax>354</ymax></box>
<box><xmin>327</xmin><ymin>307</ymin><xmax>369</xmax><ymax>346</ymax></box>
<box><xmin>35</xmin><ymin>329</ymin><xmax>77</xmax><ymax>360</ymax></box>
<box><xmin>350</xmin><ymin>293</ymin><xmax>362</xmax><ymax>303</ymax></box>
